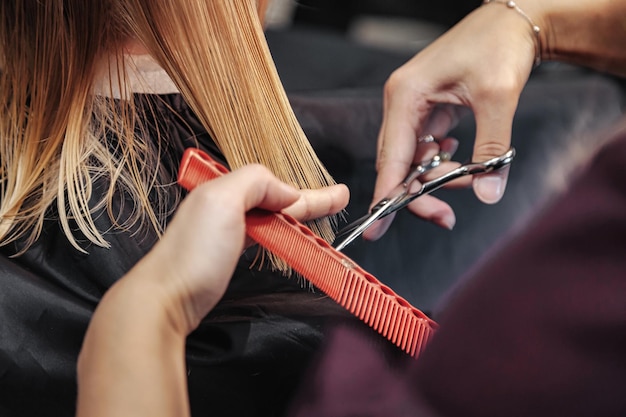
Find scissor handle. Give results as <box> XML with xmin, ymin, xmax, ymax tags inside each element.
<box><xmin>396</xmin><ymin>147</ymin><xmax>516</xmax><ymax>211</ymax></box>
<box><xmin>402</xmin><ymin>152</ymin><xmax>449</xmax><ymax>184</ymax></box>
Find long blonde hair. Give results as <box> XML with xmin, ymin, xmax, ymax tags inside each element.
<box><xmin>0</xmin><ymin>0</ymin><xmax>336</xmax><ymax>272</ymax></box>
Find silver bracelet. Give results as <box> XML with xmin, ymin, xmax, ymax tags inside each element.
<box><xmin>482</xmin><ymin>0</ymin><xmax>542</xmax><ymax>67</ymax></box>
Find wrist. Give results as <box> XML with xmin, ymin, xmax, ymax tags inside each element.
<box><xmin>130</xmin><ymin>239</ymin><xmax>231</xmax><ymax>336</ymax></box>
<box><xmin>482</xmin><ymin>0</ymin><xmax>543</xmax><ymax>67</ymax></box>
<box><xmin>77</xmin><ymin>274</ymin><xmax>189</xmax><ymax>417</ymax></box>
<box><xmin>125</xmin><ymin>253</ymin><xmax>201</xmax><ymax>336</ymax></box>
<box><xmin>542</xmin><ymin>0</ymin><xmax>618</xmax><ymax>64</ymax></box>
<box><xmin>510</xmin><ymin>0</ymin><xmax>624</xmax><ymax>74</ymax></box>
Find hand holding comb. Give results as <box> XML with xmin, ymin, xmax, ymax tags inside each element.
<box><xmin>177</xmin><ymin>148</ymin><xmax>437</xmax><ymax>357</ymax></box>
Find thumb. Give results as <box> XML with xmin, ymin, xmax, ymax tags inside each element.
<box><xmin>471</xmin><ymin>103</ymin><xmax>516</xmax><ymax>204</ymax></box>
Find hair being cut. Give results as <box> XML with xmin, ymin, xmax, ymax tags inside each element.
<box><xmin>0</xmin><ymin>0</ymin><xmax>337</xmax><ymax>273</ymax></box>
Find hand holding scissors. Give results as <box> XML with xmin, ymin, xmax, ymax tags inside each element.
<box><xmin>334</xmin><ymin>136</ymin><xmax>515</xmax><ymax>251</ymax></box>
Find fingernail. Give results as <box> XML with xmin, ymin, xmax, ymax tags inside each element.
<box><xmin>440</xmin><ymin>212</ymin><xmax>456</xmax><ymax>230</ymax></box>
<box><xmin>474</xmin><ymin>175</ymin><xmax>505</xmax><ymax>204</ymax></box>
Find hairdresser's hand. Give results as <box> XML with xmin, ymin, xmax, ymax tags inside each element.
<box><xmin>129</xmin><ymin>165</ymin><xmax>348</xmax><ymax>334</ymax></box>
<box><xmin>78</xmin><ymin>167</ymin><xmax>348</xmax><ymax>417</ymax></box>
<box><xmin>365</xmin><ymin>2</ymin><xmax>543</xmax><ymax>240</ymax></box>
<box><xmin>282</xmin><ymin>185</ymin><xmax>349</xmax><ymax>223</ymax></box>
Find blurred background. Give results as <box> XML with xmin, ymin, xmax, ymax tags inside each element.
<box><xmin>261</xmin><ymin>0</ymin><xmax>626</xmax><ymax>314</ymax></box>
<box><xmin>266</xmin><ymin>0</ymin><xmax>479</xmax><ymax>52</ymax></box>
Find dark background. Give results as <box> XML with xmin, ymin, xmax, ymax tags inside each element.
<box><xmin>292</xmin><ymin>0</ymin><xmax>482</xmax><ymax>31</ymax></box>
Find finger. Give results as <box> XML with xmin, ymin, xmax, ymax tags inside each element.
<box><xmin>421</xmin><ymin>104</ymin><xmax>467</xmax><ymax>141</ymax></box>
<box><xmin>418</xmin><ymin>161</ymin><xmax>472</xmax><ymax>189</ymax></box>
<box><xmin>474</xmin><ymin>164</ymin><xmax>510</xmax><ymax>204</ymax></box>
<box><xmin>283</xmin><ymin>184</ymin><xmax>349</xmax><ymax>222</ymax></box>
<box><xmin>413</xmin><ymin>139</ymin><xmax>440</xmax><ymax>164</ymax></box>
<box><xmin>412</xmin><ymin>137</ymin><xmax>459</xmax><ymax>166</ymax></box>
<box><xmin>368</xmin><ymin>136</ymin><xmax>463</xmax><ymax>241</ymax></box>
<box><xmin>228</xmin><ymin>165</ymin><xmax>300</xmax><ymax>213</ymax></box>
<box><xmin>174</xmin><ymin>165</ymin><xmax>299</xmax><ymax>242</ymax></box>
<box><xmin>373</xmin><ymin>83</ymin><xmax>427</xmax><ymax>208</ymax></box>
<box><xmin>170</xmin><ymin>166</ymin><xmax>300</xmax><ymax>271</ymax></box>
<box><xmin>363</xmin><ymin>193</ymin><xmax>456</xmax><ymax>241</ymax></box>
<box><xmin>405</xmin><ymin>194</ymin><xmax>455</xmax><ymax>229</ymax></box>
<box><xmin>470</xmin><ymin>88</ymin><xmax>518</xmax><ymax>204</ymax></box>
<box><xmin>362</xmin><ymin>212</ymin><xmax>397</xmax><ymax>241</ymax></box>
<box><xmin>185</xmin><ymin>164</ymin><xmax>300</xmax><ymax>243</ymax></box>
<box><xmin>438</xmin><ymin>137</ymin><xmax>460</xmax><ymax>160</ymax></box>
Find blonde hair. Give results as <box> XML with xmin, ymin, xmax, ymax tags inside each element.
<box><xmin>0</xmin><ymin>0</ymin><xmax>336</xmax><ymax>272</ymax></box>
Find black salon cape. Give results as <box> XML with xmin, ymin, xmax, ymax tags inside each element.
<box><xmin>0</xmin><ymin>93</ymin><xmax>374</xmax><ymax>417</ymax></box>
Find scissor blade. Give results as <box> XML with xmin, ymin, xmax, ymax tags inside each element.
<box><xmin>334</xmin><ymin>212</ymin><xmax>372</xmax><ymax>240</ymax></box>
<box><xmin>333</xmin><ymin>198</ymin><xmax>398</xmax><ymax>251</ymax></box>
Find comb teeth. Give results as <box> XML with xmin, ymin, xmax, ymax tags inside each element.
<box><xmin>245</xmin><ymin>211</ymin><xmax>436</xmax><ymax>357</ymax></box>
<box><xmin>178</xmin><ymin>148</ymin><xmax>437</xmax><ymax>357</ymax></box>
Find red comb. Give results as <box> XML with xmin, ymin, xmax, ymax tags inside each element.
<box><xmin>177</xmin><ymin>148</ymin><xmax>437</xmax><ymax>357</ymax></box>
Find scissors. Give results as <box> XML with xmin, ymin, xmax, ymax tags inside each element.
<box><xmin>333</xmin><ymin>144</ymin><xmax>516</xmax><ymax>251</ymax></box>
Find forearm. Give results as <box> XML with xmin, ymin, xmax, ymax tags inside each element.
<box><xmin>76</xmin><ymin>277</ymin><xmax>190</xmax><ymax>417</ymax></box>
<box><xmin>520</xmin><ymin>0</ymin><xmax>626</xmax><ymax>75</ymax></box>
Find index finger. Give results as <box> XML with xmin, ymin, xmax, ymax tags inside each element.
<box><xmin>373</xmin><ymin>87</ymin><xmax>426</xmax><ymax>206</ymax></box>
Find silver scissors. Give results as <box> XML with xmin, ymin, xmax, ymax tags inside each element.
<box><xmin>333</xmin><ymin>145</ymin><xmax>516</xmax><ymax>251</ymax></box>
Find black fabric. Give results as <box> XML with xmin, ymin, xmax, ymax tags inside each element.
<box><xmin>0</xmin><ymin>93</ymin><xmax>371</xmax><ymax>417</ymax></box>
